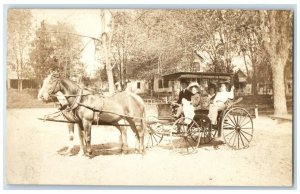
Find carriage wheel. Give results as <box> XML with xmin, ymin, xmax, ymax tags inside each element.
<box><xmin>170</xmin><ymin>117</ymin><xmax>201</xmax><ymax>154</ymax></box>
<box><xmin>194</xmin><ymin>114</ymin><xmax>215</xmax><ymax>145</ymax></box>
<box><xmin>221</xmin><ymin>107</ymin><xmax>254</xmax><ymax>149</ymax></box>
<box><xmin>146</xmin><ymin>116</ymin><xmax>164</xmax><ymax>148</ymax></box>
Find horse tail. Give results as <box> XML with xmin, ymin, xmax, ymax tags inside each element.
<box><xmin>141</xmin><ymin>103</ymin><xmax>147</xmax><ymax>135</ymax></box>
<box><xmin>126</xmin><ymin>92</ymin><xmax>147</xmax><ymax>134</ymax></box>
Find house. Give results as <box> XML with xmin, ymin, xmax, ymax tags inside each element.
<box><xmin>234</xmin><ymin>69</ymin><xmax>252</xmax><ymax>96</ymax></box>
<box><xmin>7</xmin><ymin>67</ymin><xmax>38</xmax><ymax>89</ymax></box>
<box><xmin>149</xmin><ymin>72</ymin><xmax>233</xmax><ymax>100</ymax></box>
<box><xmin>126</xmin><ymin>79</ymin><xmax>149</xmax><ymax>94</ymax></box>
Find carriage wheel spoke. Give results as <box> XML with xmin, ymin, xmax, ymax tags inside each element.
<box><xmin>147</xmin><ymin>134</ymin><xmax>151</xmax><ymax>147</ymax></box>
<box><xmin>231</xmin><ymin>131</ymin><xmax>238</xmax><ymax>147</ymax></box>
<box><xmin>189</xmin><ymin>127</ymin><xmax>198</xmax><ymax>136</ymax></box>
<box><xmin>240</xmin><ymin>130</ymin><xmax>253</xmax><ymax>141</ymax></box>
<box><xmin>233</xmin><ymin>114</ymin><xmax>238</xmax><ymax>125</ymax></box>
<box><xmin>237</xmin><ymin>132</ymin><xmax>240</xmax><ymax>149</ymax></box>
<box><xmin>184</xmin><ymin>138</ymin><xmax>189</xmax><ymax>153</ymax></box>
<box><xmin>224</xmin><ymin>130</ymin><xmax>235</xmax><ymax>138</ymax></box>
<box><xmin>189</xmin><ymin>133</ymin><xmax>198</xmax><ymax>142</ymax></box>
<box><xmin>227</xmin><ymin>115</ymin><xmax>236</xmax><ymax>126</ymax></box>
<box><xmin>238</xmin><ymin>114</ymin><xmax>247</xmax><ymax>126</ymax></box>
<box><xmin>186</xmin><ymin>138</ymin><xmax>196</xmax><ymax>152</ymax></box>
<box><xmin>152</xmin><ymin>133</ymin><xmax>159</xmax><ymax>144</ymax></box>
<box><xmin>187</xmin><ymin>122</ymin><xmax>195</xmax><ymax>132</ymax></box>
<box><xmin>228</xmin><ymin>131</ymin><xmax>236</xmax><ymax>145</ymax></box>
<box><xmin>239</xmin><ymin>132</ymin><xmax>245</xmax><ymax>148</ymax></box>
<box><xmin>223</xmin><ymin>121</ymin><xmax>235</xmax><ymax>128</ymax></box>
<box><xmin>240</xmin><ymin>118</ymin><xmax>251</xmax><ymax>128</ymax></box>
<box><xmin>154</xmin><ymin>133</ymin><xmax>163</xmax><ymax>143</ymax></box>
<box><xmin>223</xmin><ymin>126</ymin><xmax>234</xmax><ymax>130</ymax></box>
<box><xmin>240</xmin><ymin>130</ymin><xmax>251</xmax><ymax>143</ymax></box>
<box><xmin>149</xmin><ymin>134</ymin><xmax>154</xmax><ymax>146</ymax></box>
<box><xmin>240</xmin><ymin>129</ymin><xmax>253</xmax><ymax>137</ymax></box>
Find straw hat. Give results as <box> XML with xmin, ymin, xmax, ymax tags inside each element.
<box><xmin>187</xmin><ymin>82</ymin><xmax>201</xmax><ymax>92</ymax></box>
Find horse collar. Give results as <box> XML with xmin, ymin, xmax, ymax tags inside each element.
<box><xmin>68</xmin><ymin>89</ymin><xmax>83</xmax><ymax>111</ymax></box>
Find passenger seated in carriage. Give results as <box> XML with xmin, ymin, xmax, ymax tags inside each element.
<box><xmin>208</xmin><ymin>82</ymin><xmax>234</xmax><ymax>129</ymax></box>
<box><xmin>173</xmin><ymin>82</ymin><xmax>202</xmax><ymax>118</ymax></box>
<box><xmin>189</xmin><ymin>82</ymin><xmax>202</xmax><ymax>109</ymax></box>
<box><xmin>207</xmin><ymin>84</ymin><xmax>217</xmax><ymax>100</ymax></box>
<box><xmin>172</xmin><ymin>81</ymin><xmax>192</xmax><ymax>118</ymax></box>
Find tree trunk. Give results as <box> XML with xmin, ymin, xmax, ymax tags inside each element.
<box><xmin>251</xmin><ymin>55</ymin><xmax>257</xmax><ymax>95</ymax></box>
<box><xmin>102</xmin><ymin>34</ymin><xmax>115</xmax><ymax>94</ymax></box>
<box><xmin>271</xmin><ymin>59</ymin><xmax>287</xmax><ymax>115</ymax></box>
<box><xmin>18</xmin><ymin>78</ymin><xmax>23</xmax><ymax>91</ymax></box>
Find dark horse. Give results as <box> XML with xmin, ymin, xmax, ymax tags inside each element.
<box><xmin>38</xmin><ymin>72</ymin><xmax>146</xmax><ymax>157</ymax></box>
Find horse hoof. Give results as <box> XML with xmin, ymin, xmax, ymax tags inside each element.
<box><xmin>78</xmin><ymin>150</ymin><xmax>85</xmax><ymax>156</ymax></box>
<box><xmin>67</xmin><ymin>152</ymin><xmax>75</xmax><ymax>156</ymax></box>
<box><xmin>58</xmin><ymin>149</ymin><xmax>72</xmax><ymax>156</ymax></box>
<box><xmin>85</xmin><ymin>151</ymin><xmax>93</xmax><ymax>158</ymax></box>
<box><xmin>121</xmin><ymin>150</ymin><xmax>129</xmax><ymax>155</ymax></box>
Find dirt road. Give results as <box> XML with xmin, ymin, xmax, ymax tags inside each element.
<box><xmin>5</xmin><ymin>108</ymin><xmax>293</xmax><ymax>186</ymax></box>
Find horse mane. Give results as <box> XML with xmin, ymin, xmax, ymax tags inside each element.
<box><xmin>60</xmin><ymin>78</ymin><xmax>80</xmax><ymax>94</ymax></box>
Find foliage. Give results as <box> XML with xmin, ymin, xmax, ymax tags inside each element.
<box><xmin>259</xmin><ymin>10</ymin><xmax>292</xmax><ymax>115</ymax></box>
<box><xmin>7</xmin><ymin>9</ymin><xmax>33</xmax><ymax>90</ymax></box>
<box><xmin>29</xmin><ymin>20</ymin><xmax>84</xmax><ymax>80</ymax></box>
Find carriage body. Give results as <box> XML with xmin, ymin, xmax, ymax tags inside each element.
<box><xmin>146</xmin><ymin>96</ymin><xmax>254</xmax><ymax>154</ymax></box>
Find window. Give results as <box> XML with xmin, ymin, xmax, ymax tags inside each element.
<box><xmin>137</xmin><ymin>82</ymin><xmax>141</xmax><ymax>89</ymax></box>
<box><xmin>158</xmin><ymin>79</ymin><xmax>169</xmax><ymax>88</ymax></box>
<box><xmin>163</xmin><ymin>79</ymin><xmax>169</xmax><ymax>88</ymax></box>
<box><xmin>158</xmin><ymin>80</ymin><xmax>163</xmax><ymax>88</ymax></box>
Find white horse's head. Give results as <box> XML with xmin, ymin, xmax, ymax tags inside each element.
<box><xmin>37</xmin><ymin>72</ymin><xmax>60</xmax><ymax>101</ymax></box>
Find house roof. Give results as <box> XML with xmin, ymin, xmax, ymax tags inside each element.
<box><xmin>236</xmin><ymin>69</ymin><xmax>247</xmax><ymax>78</ymax></box>
<box><xmin>162</xmin><ymin>72</ymin><xmax>233</xmax><ymax>80</ymax></box>
<box><xmin>235</xmin><ymin>69</ymin><xmax>248</xmax><ymax>83</ymax></box>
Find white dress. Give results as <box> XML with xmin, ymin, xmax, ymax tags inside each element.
<box><xmin>182</xmin><ymin>98</ymin><xmax>195</xmax><ymax>124</ymax></box>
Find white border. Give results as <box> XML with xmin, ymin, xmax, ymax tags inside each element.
<box><xmin>0</xmin><ymin>0</ymin><xmax>298</xmax><ymax>193</ymax></box>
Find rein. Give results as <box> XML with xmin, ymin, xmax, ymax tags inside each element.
<box><xmin>77</xmin><ymin>102</ymin><xmax>146</xmax><ymax>120</ymax></box>
<box><xmin>49</xmin><ymin>93</ymin><xmax>102</xmax><ymax>98</ymax></box>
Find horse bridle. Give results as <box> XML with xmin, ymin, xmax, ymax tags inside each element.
<box><xmin>48</xmin><ymin>77</ymin><xmax>61</xmax><ymax>96</ymax></box>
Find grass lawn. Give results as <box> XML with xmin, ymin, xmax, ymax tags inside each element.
<box><xmin>6</xmin><ymin>89</ymin><xmax>293</xmax><ymax>115</ymax></box>
<box><xmin>6</xmin><ymin>89</ymin><xmax>56</xmax><ymax>109</ymax></box>
<box><xmin>239</xmin><ymin>95</ymin><xmax>292</xmax><ymax>115</ymax></box>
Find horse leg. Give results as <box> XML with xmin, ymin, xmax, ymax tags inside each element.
<box><xmin>66</xmin><ymin>123</ymin><xmax>75</xmax><ymax>155</ymax></box>
<box><xmin>134</xmin><ymin>118</ymin><xmax>146</xmax><ymax>153</ymax></box>
<box><xmin>126</xmin><ymin>119</ymin><xmax>142</xmax><ymax>153</ymax></box>
<box><xmin>77</xmin><ymin>122</ymin><xmax>86</xmax><ymax>156</ymax></box>
<box><xmin>116</xmin><ymin>124</ymin><xmax>128</xmax><ymax>154</ymax></box>
<box><xmin>58</xmin><ymin>123</ymin><xmax>75</xmax><ymax>156</ymax></box>
<box><xmin>82</xmin><ymin>119</ymin><xmax>93</xmax><ymax>157</ymax></box>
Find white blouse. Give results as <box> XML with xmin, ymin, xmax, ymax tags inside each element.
<box><xmin>213</xmin><ymin>89</ymin><xmax>234</xmax><ymax>103</ymax></box>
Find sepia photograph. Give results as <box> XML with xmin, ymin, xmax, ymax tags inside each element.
<box><xmin>5</xmin><ymin>7</ymin><xmax>293</xmax><ymax>187</ymax></box>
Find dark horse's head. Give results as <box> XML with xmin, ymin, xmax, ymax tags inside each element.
<box><xmin>37</xmin><ymin>72</ymin><xmax>62</xmax><ymax>102</ymax></box>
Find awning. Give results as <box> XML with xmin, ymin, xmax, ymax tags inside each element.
<box><xmin>178</xmin><ymin>75</ymin><xmax>231</xmax><ymax>80</ymax></box>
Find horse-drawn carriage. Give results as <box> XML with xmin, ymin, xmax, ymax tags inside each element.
<box><xmin>38</xmin><ymin>71</ymin><xmax>255</xmax><ymax>156</ymax></box>
<box><xmin>146</xmin><ymin>97</ymin><xmax>254</xmax><ymax>154</ymax></box>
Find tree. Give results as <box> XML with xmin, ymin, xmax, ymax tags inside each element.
<box><xmin>7</xmin><ymin>9</ymin><xmax>33</xmax><ymax>91</ymax></box>
<box><xmin>100</xmin><ymin>10</ymin><xmax>115</xmax><ymax>93</ymax></box>
<box><xmin>29</xmin><ymin>21</ymin><xmax>84</xmax><ymax>81</ymax></box>
<box><xmin>51</xmin><ymin>22</ymin><xmax>84</xmax><ymax>77</ymax></box>
<box><xmin>259</xmin><ymin>10</ymin><xmax>292</xmax><ymax>115</ymax></box>
<box><xmin>29</xmin><ymin>20</ymin><xmax>55</xmax><ymax>82</ymax></box>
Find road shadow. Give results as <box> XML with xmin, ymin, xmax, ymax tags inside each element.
<box><xmin>57</xmin><ymin>142</ymin><xmax>137</xmax><ymax>158</ymax></box>
<box><xmin>198</xmin><ymin>140</ymin><xmax>226</xmax><ymax>150</ymax></box>
<box><xmin>149</xmin><ymin>138</ymin><xmax>226</xmax><ymax>151</ymax></box>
